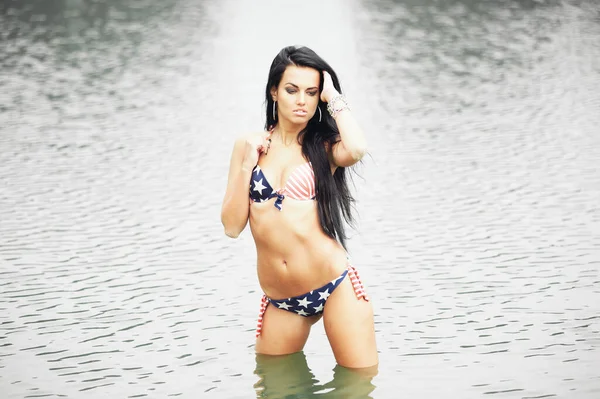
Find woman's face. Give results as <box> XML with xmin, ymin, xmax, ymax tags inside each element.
<box><xmin>272</xmin><ymin>65</ymin><xmax>320</xmax><ymax>125</ymax></box>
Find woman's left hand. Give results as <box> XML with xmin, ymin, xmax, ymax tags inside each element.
<box><xmin>321</xmin><ymin>71</ymin><xmax>339</xmax><ymax>103</ymax></box>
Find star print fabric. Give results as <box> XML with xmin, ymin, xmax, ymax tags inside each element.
<box><xmin>255</xmin><ymin>264</ymin><xmax>370</xmax><ymax>337</ymax></box>
<box><xmin>249</xmin><ymin>165</ymin><xmax>285</xmax><ymax>210</ymax></box>
<box><xmin>269</xmin><ymin>269</ymin><xmax>349</xmax><ymax>317</ymax></box>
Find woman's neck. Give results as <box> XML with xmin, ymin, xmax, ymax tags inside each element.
<box><xmin>274</xmin><ymin>120</ymin><xmax>307</xmax><ymax>146</ymax></box>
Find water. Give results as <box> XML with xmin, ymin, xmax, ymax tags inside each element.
<box><xmin>1</xmin><ymin>0</ymin><xmax>599</xmax><ymax>397</ymax></box>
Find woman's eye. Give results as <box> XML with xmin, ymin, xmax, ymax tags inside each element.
<box><xmin>307</xmin><ymin>91</ymin><xmax>318</xmax><ymax>96</ymax></box>
<box><xmin>286</xmin><ymin>89</ymin><xmax>296</xmax><ymax>94</ymax></box>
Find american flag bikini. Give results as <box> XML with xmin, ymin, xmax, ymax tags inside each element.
<box><xmin>249</xmin><ymin>162</ymin><xmax>316</xmax><ymax>209</ymax></box>
<box><xmin>255</xmin><ymin>264</ymin><xmax>369</xmax><ymax>337</ymax></box>
<box><xmin>249</xmin><ymin>130</ymin><xmax>316</xmax><ymax>209</ymax></box>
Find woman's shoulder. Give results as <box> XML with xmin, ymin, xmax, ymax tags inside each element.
<box><xmin>235</xmin><ymin>130</ymin><xmax>270</xmax><ymax>142</ymax></box>
<box><xmin>230</xmin><ymin>131</ymin><xmax>270</xmax><ymax>155</ymax></box>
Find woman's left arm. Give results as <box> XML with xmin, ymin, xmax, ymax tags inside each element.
<box><xmin>321</xmin><ymin>72</ymin><xmax>367</xmax><ymax>168</ymax></box>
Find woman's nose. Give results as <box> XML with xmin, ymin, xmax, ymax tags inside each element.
<box><xmin>297</xmin><ymin>93</ymin><xmax>305</xmax><ymax>105</ymax></box>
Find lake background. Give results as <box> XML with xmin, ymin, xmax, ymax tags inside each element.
<box><xmin>1</xmin><ymin>0</ymin><xmax>599</xmax><ymax>397</ymax></box>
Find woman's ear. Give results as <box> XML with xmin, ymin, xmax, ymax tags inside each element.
<box><xmin>270</xmin><ymin>86</ymin><xmax>277</xmax><ymax>102</ymax></box>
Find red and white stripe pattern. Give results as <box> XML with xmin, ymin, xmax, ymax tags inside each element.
<box><xmin>256</xmin><ymin>294</ymin><xmax>269</xmax><ymax>338</ymax></box>
<box><xmin>347</xmin><ymin>264</ymin><xmax>369</xmax><ymax>302</ymax></box>
<box><xmin>283</xmin><ymin>162</ymin><xmax>315</xmax><ymax>200</ymax></box>
<box><xmin>254</xmin><ymin>263</ymin><xmax>369</xmax><ymax>337</ymax></box>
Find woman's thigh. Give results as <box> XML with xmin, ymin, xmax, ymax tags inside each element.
<box><xmin>322</xmin><ymin>276</ymin><xmax>378</xmax><ymax>368</ymax></box>
<box><xmin>255</xmin><ymin>303</ymin><xmax>321</xmax><ymax>355</ymax></box>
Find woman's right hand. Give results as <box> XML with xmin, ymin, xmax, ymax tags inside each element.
<box><xmin>242</xmin><ymin>132</ymin><xmax>272</xmax><ymax>170</ymax></box>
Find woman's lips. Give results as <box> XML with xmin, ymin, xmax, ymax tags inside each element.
<box><xmin>293</xmin><ymin>110</ymin><xmax>307</xmax><ymax>116</ymax></box>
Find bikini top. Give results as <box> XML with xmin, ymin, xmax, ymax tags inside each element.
<box><xmin>249</xmin><ymin>160</ymin><xmax>316</xmax><ymax>210</ymax></box>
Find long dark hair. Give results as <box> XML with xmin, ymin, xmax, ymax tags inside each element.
<box><xmin>264</xmin><ymin>45</ymin><xmax>356</xmax><ymax>249</ymax></box>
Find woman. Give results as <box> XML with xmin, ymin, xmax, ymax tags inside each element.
<box><xmin>221</xmin><ymin>45</ymin><xmax>378</xmax><ymax>369</ymax></box>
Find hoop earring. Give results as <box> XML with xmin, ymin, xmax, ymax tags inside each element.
<box><xmin>272</xmin><ymin>101</ymin><xmax>277</xmax><ymax>121</ymax></box>
<box><xmin>318</xmin><ymin>106</ymin><xmax>322</xmax><ymax>123</ymax></box>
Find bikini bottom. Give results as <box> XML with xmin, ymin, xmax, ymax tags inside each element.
<box><xmin>255</xmin><ymin>263</ymin><xmax>369</xmax><ymax>337</ymax></box>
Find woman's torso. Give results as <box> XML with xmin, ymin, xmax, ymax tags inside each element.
<box><xmin>248</xmin><ymin>134</ymin><xmax>347</xmax><ymax>299</ymax></box>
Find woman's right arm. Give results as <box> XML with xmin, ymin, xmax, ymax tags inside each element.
<box><xmin>220</xmin><ymin>133</ymin><xmax>268</xmax><ymax>238</ymax></box>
